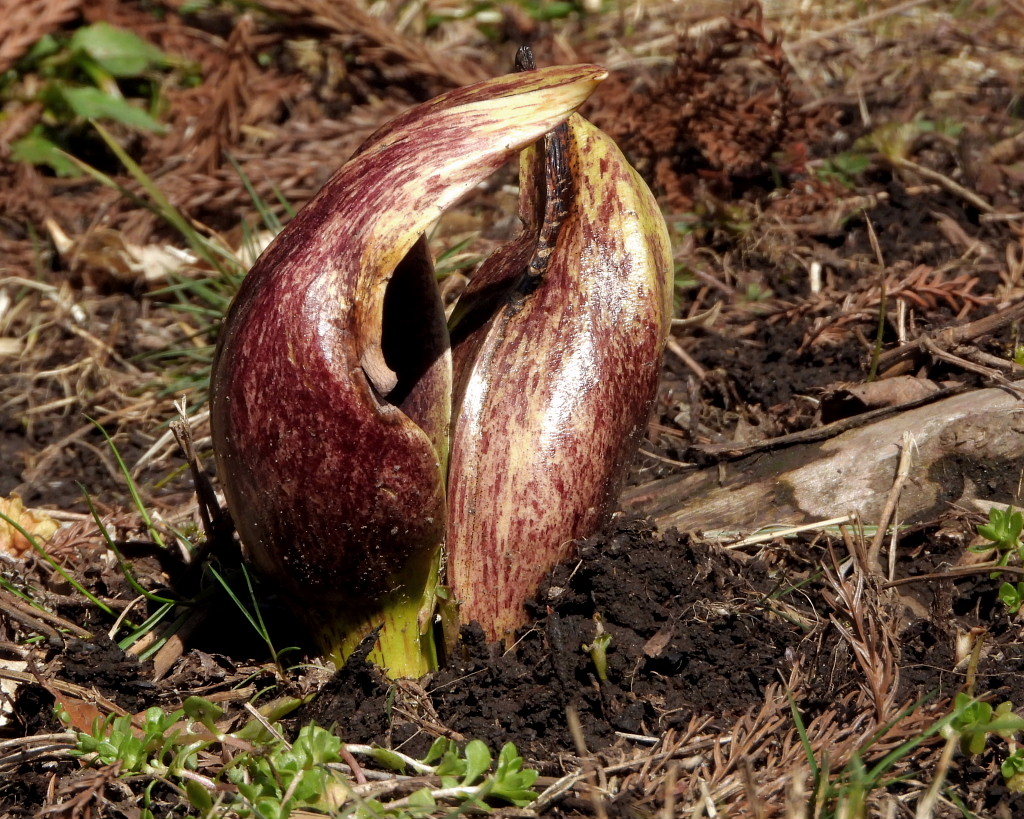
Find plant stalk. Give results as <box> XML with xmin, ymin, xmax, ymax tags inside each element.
<box><xmin>312</xmin><ymin>550</ymin><xmax>440</xmax><ymax>677</ymax></box>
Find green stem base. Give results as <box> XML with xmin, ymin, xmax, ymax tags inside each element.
<box><xmin>310</xmin><ymin>551</ymin><xmax>441</xmax><ymax>679</ymax></box>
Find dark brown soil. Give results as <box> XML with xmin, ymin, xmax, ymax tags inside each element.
<box><xmin>57</xmin><ymin>638</ymin><xmax>158</xmax><ymax>711</ymax></box>
<box><xmin>686</xmin><ymin>320</ymin><xmax>866</xmax><ymax>409</ymax></box>
<box><xmin>300</xmin><ymin>519</ymin><xmax>842</xmax><ymax>760</ymax></box>
<box><xmin>893</xmin><ymin>526</ymin><xmax>1024</xmax><ymax>711</ymax></box>
<box><xmin>4</xmin><ymin>508</ymin><xmax>1024</xmax><ymax>817</ymax></box>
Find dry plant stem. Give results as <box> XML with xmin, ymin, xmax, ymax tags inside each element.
<box><xmin>891</xmin><ymin>156</ymin><xmax>994</xmax><ymax>214</ymax></box>
<box><xmin>242</xmin><ymin>702</ymin><xmax>289</xmax><ymax>746</ymax></box>
<box><xmin>920</xmin><ymin>336</ymin><xmax>1024</xmax><ymax>394</ymax></box>
<box><xmin>787</xmin><ymin>0</ymin><xmax>934</xmax><ymax>49</ymax></box>
<box><xmin>0</xmin><ymin>640</ymin><xmax>28</xmax><ymax>658</ymax></box>
<box><xmin>23</xmin><ymin>399</ymin><xmax>157</xmax><ymax>485</ymax></box>
<box><xmin>533</xmin><ymin>723</ymin><xmax>724</xmax><ymax>813</ymax></box>
<box><xmin>883</xmin><ymin>564</ymin><xmax>1024</xmax><ymax>588</ymax></box>
<box><xmin>965</xmin><ymin>347</ymin><xmax>1024</xmax><ymax>372</ymax></box>
<box><xmin>726</xmin><ymin>514</ymin><xmax>858</xmax><ymax>549</ymax></box>
<box><xmin>739</xmin><ymin>757</ymin><xmax>765</xmax><ymax>819</ymax></box>
<box><xmin>661</xmin><ymin>762</ymin><xmax>678</xmax><ymax>819</ymax></box>
<box><xmin>566</xmin><ymin>705</ymin><xmax>610</xmax><ymax>819</ymax></box>
<box><xmin>0</xmin><ymin>736</ymin><xmax>78</xmax><ymax>774</ymax></box>
<box><xmin>150</xmin><ymin>606</ymin><xmax>207</xmax><ymax>680</ymax></box>
<box><xmin>867</xmin><ymin>430</ymin><xmax>914</xmax><ymax>573</ymax></box>
<box><xmin>0</xmin><ymin>666</ymin><xmax>129</xmax><ymax>717</ymax></box>
<box><xmin>914</xmin><ymin>733</ymin><xmax>957</xmax><ymax>819</ymax></box>
<box><xmin>0</xmin><ymin>588</ymin><xmax>91</xmax><ymax>641</ymax></box>
<box><xmin>169</xmin><ymin>398</ymin><xmax>226</xmax><ymax>557</ymax></box>
<box><xmin>877</xmin><ymin>298</ymin><xmax>1024</xmax><ymax>371</ymax></box>
<box><xmin>828</xmin><ymin>537</ymin><xmax>899</xmax><ymax>723</ymax></box>
<box><xmin>865</xmin><ymin>215</ymin><xmax>888</xmax><ymax>382</ymax></box>
<box><xmin>667</xmin><ymin>336</ymin><xmax>707</xmax><ymax>380</ymax></box>
<box><xmin>687</xmin><ymin>384</ymin><xmax>964</xmax><ymax>462</ymax></box>
<box><xmin>0</xmin><ymin>597</ymin><xmax>61</xmax><ymax>644</ymax></box>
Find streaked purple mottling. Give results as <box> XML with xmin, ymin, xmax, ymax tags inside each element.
<box><xmin>447</xmin><ymin>118</ymin><xmax>671</xmax><ymax>640</ymax></box>
<box><xmin>209</xmin><ymin>67</ymin><xmax>603</xmax><ymax>609</ymax></box>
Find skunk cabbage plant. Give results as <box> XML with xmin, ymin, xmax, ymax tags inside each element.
<box><xmin>210</xmin><ymin>56</ymin><xmax>672</xmax><ymax>678</ymax></box>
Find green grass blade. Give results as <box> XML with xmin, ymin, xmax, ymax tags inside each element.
<box><xmin>865</xmin><ymin>704</ymin><xmax>964</xmax><ymax>784</ymax></box>
<box><xmin>89</xmin><ymin>121</ymin><xmax>227</xmax><ymax>271</ymax></box>
<box><xmin>226</xmin><ymin>153</ymin><xmax>284</xmax><ymax>235</ymax></box>
<box><xmin>81</xmin><ymin>486</ymin><xmax>178</xmax><ymax>605</ymax></box>
<box><xmin>89</xmin><ymin>418</ymin><xmax>166</xmax><ymax>549</ymax></box>
<box><xmin>118</xmin><ymin>600</ymin><xmax>175</xmax><ymax>652</ymax></box>
<box><xmin>205</xmin><ymin>564</ymin><xmax>285</xmax><ymax>669</ymax></box>
<box><xmin>788</xmin><ymin>693</ymin><xmax>820</xmax><ymax>782</ymax></box>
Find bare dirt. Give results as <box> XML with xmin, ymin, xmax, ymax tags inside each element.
<box><xmin>304</xmin><ymin>519</ymin><xmax>816</xmax><ymax>760</ymax></box>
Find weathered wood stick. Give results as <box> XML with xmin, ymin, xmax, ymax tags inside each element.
<box><xmin>624</xmin><ymin>384</ymin><xmax>1024</xmax><ymax>534</ymax></box>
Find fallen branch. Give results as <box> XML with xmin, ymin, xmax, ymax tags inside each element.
<box><xmin>625</xmin><ymin>382</ymin><xmax>1024</xmax><ymax>534</ymax></box>
<box><xmin>679</xmin><ymin>384</ymin><xmax>966</xmax><ymax>463</ymax></box>
<box><xmin>877</xmin><ymin>299</ymin><xmax>1024</xmax><ymax>372</ymax></box>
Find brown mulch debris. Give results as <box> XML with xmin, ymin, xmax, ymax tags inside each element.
<box><xmin>0</xmin><ymin>0</ymin><xmax>83</xmax><ymax>74</ymax></box>
<box><xmin>590</xmin><ymin>4</ymin><xmax>835</xmax><ymax>212</ymax></box>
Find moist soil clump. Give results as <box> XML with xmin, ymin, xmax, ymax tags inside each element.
<box><xmin>303</xmin><ymin>518</ymin><xmax>818</xmax><ymax>761</ymax></box>
<box><xmin>57</xmin><ymin>637</ymin><xmax>157</xmax><ymax>713</ymax></box>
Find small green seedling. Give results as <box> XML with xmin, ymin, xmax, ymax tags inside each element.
<box><xmin>999</xmin><ymin>582</ymin><xmax>1024</xmax><ymax>614</ymax></box>
<box><xmin>971</xmin><ymin>505</ymin><xmax>1024</xmax><ymax>568</ymax></box>
<box><xmin>815</xmin><ymin>151</ymin><xmax>872</xmax><ymax>188</ymax></box>
<box><xmin>965</xmin><ymin>505</ymin><xmax>1024</xmax><ymax>613</ymax></box>
<box><xmin>65</xmin><ymin>704</ymin><xmax>204</xmax><ymax>777</ymax></box>
<box><xmin>182</xmin><ymin>696</ymin><xmax>225</xmax><ymax>737</ymax></box>
<box><xmin>61</xmin><ymin>698</ymin><xmax>540</xmax><ymax>818</ymax></box>
<box><xmin>857</xmin><ymin>117</ymin><xmax>964</xmax><ymax>164</ymax></box>
<box><xmin>225</xmin><ymin>724</ymin><xmax>348</xmax><ymax>818</ymax></box>
<box><xmin>1002</xmin><ymin>749</ymin><xmax>1024</xmax><ymax>793</ymax></box>
<box><xmin>425</xmin><ymin>737</ymin><xmax>540</xmax><ymax>805</ymax></box>
<box><xmin>582</xmin><ymin>615</ymin><xmax>613</xmax><ymax>683</ymax></box>
<box><xmin>948</xmin><ymin>693</ymin><xmax>1024</xmax><ymax>755</ymax></box>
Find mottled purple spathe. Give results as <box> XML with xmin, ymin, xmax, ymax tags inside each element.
<box><xmin>447</xmin><ymin>116</ymin><xmax>673</xmax><ymax>640</ymax></box>
<box><xmin>210</xmin><ymin>66</ymin><xmax>605</xmax><ymax>614</ymax></box>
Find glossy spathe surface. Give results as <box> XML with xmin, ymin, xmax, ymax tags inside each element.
<box><xmin>447</xmin><ymin>114</ymin><xmax>673</xmax><ymax>641</ymax></box>
<box><xmin>209</xmin><ymin>65</ymin><xmax>606</xmax><ymax>673</ymax></box>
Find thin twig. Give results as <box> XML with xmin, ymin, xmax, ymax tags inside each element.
<box><xmin>915</xmin><ymin>733</ymin><xmax>958</xmax><ymax>819</ymax></box>
<box><xmin>891</xmin><ymin>157</ymin><xmax>994</xmax><ymax>214</ymax></box>
<box><xmin>690</xmin><ymin>385</ymin><xmax>965</xmax><ymax>462</ymax></box>
<box><xmin>788</xmin><ymin>0</ymin><xmax>934</xmax><ymax>48</ymax></box>
<box><xmin>727</xmin><ymin>515</ymin><xmax>858</xmax><ymax>549</ymax></box>
<box><xmin>920</xmin><ymin>336</ymin><xmax>1024</xmax><ymax>396</ymax></box>
<box><xmin>878</xmin><ymin>300</ymin><xmax>1024</xmax><ymax>371</ymax></box>
<box><xmin>867</xmin><ymin>431</ymin><xmax>914</xmax><ymax>573</ymax></box>
<box><xmin>662</xmin><ymin>762</ymin><xmax>679</xmax><ymax>819</ymax></box>
<box><xmin>566</xmin><ymin>705</ymin><xmax>609</xmax><ymax>819</ymax></box>
<box><xmin>666</xmin><ymin>337</ymin><xmax>707</xmax><ymax>380</ymax></box>
<box><xmin>884</xmin><ymin>564</ymin><xmax>1024</xmax><ymax>588</ymax></box>
<box><xmin>243</xmin><ymin>702</ymin><xmax>290</xmax><ymax>746</ymax></box>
